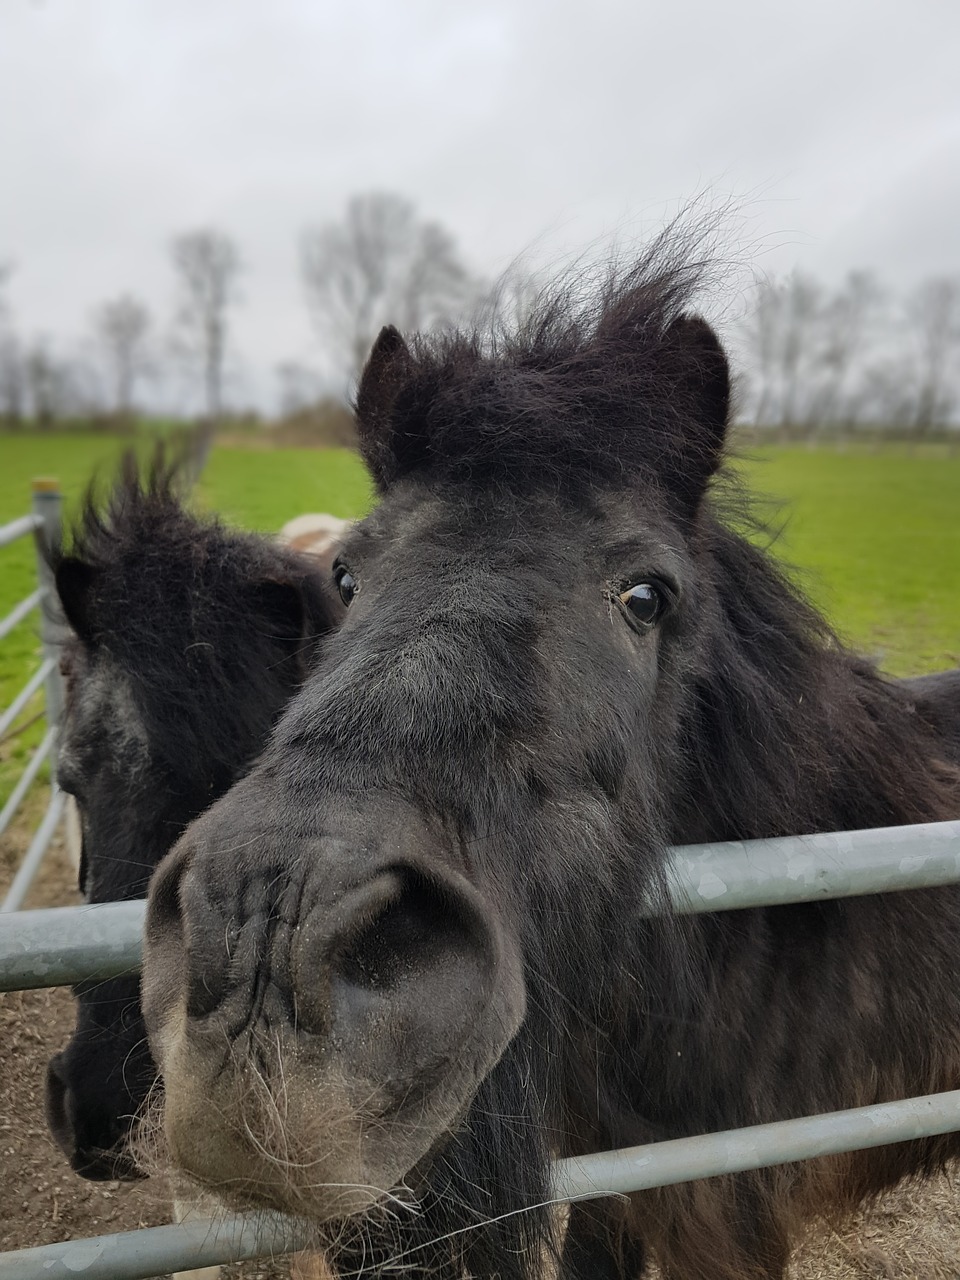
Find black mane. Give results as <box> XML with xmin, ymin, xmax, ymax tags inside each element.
<box><xmin>672</xmin><ymin>519</ymin><xmax>960</xmax><ymax>844</ymax></box>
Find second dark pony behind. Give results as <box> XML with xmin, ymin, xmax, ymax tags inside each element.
<box><xmin>47</xmin><ymin>455</ymin><xmax>342</xmax><ymax>1177</ymax></box>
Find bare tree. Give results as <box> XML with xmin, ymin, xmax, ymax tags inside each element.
<box><xmin>907</xmin><ymin>275</ymin><xmax>960</xmax><ymax>435</ymax></box>
<box><xmin>740</xmin><ymin>270</ymin><xmax>888</xmax><ymax>435</ymax></box>
<box><xmin>0</xmin><ymin>264</ymin><xmax>24</xmax><ymax>424</ymax></box>
<box><xmin>24</xmin><ymin>340</ymin><xmax>59</xmax><ymax>427</ymax></box>
<box><xmin>301</xmin><ymin>192</ymin><xmax>474</xmax><ymax>384</ymax></box>
<box><xmin>170</xmin><ymin>228</ymin><xmax>242</xmax><ymax>421</ymax></box>
<box><xmin>858</xmin><ymin>355</ymin><xmax>918</xmax><ymax>430</ymax></box>
<box><xmin>22</xmin><ymin>339</ymin><xmax>98</xmax><ymax>427</ymax></box>
<box><xmin>93</xmin><ymin>293</ymin><xmax>152</xmax><ymax>416</ymax></box>
<box><xmin>0</xmin><ymin>333</ymin><xmax>24</xmax><ymax>424</ymax></box>
<box><xmin>811</xmin><ymin>271</ymin><xmax>884</xmax><ymax>429</ymax></box>
<box><xmin>740</xmin><ymin>276</ymin><xmax>786</xmax><ymax>428</ymax></box>
<box><xmin>778</xmin><ymin>272</ymin><xmax>825</xmax><ymax>431</ymax></box>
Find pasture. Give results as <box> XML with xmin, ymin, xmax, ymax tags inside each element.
<box><xmin>737</xmin><ymin>446</ymin><xmax>960</xmax><ymax>676</ymax></box>
<box><xmin>1</xmin><ymin>431</ymin><xmax>957</xmax><ymax>856</ymax></box>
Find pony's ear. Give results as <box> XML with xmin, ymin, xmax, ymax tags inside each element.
<box><xmin>660</xmin><ymin>313</ymin><xmax>730</xmax><ymax>515</ymax></box>
<box><xmin>355</xmin><ymin>325</ymin><xmax>414</xmax><ymax>490</ymax></box>
<box><xmin>55</xmin><ymin>558</ymin><xmax>99</xmax><ymax>641</ymax></box>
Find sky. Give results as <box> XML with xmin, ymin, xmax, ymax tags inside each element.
<box><xmin>2</xmin><ymin>0</ymin><xmax>959</xmax><ymax>409</ymax></box>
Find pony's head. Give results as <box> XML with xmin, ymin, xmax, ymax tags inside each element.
<box><xmin>142</xmin><ymin>245</ymin><xmax>733</xmax><ymax>1256</ymax></box>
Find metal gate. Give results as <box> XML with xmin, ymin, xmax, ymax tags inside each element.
<box><xmin>0</xmin><ymin>818</ymin><xmax>958</xmax><ymax>1278</ymax></box>
<box><xmin>0</xmin><ymin>480</ymin><xmax>66</xmax><ymax>913</ymax></box>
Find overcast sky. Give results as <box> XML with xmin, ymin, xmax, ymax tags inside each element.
<box><xmin>2</xmin><ymin>0</ymin><xmax>958</xmax><ymax>407</ymax></box>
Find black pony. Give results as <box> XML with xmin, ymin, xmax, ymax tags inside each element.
<box><xmin>138</xmin><ymin>238</ymin><xmax>957</xmax><ymax>1280</ymax></box>
<box><xmin>47</xmin><ymin>454</ymin><xmax>343</xmax><ymax>1178</ymax></box>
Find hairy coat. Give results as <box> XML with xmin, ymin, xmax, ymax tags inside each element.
<box><xmin>142</xmin><ymin>241</ymin><xmax>960</xmax><ymax>1280</ymax></box>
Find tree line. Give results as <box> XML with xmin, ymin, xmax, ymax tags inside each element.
<box><xmin>0</xmin><ymin>228</ymin><xmax>243</xmax><ymax>428</ymax></box>
<box><xmin>0</xmin><ymin>193</ymin><xmax>483</xmax><ymax>430</ymax></box>
<box><xmin>2</xmin><ymin>194</ymin><xmax>959</xmax><ymax>436</ymax></box>
<box><xmin>735</xmin><ymin>270</ymin><xmax>960</xmax><ymax>438</ymax></box>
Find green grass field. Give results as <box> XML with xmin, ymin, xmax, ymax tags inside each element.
<box><xmin>733</xmin><ymin>447</ymin><xmax>959</xmax><ymax>675</ymax></box>
<box><xmin>1</xmin><ymin>433</ymin><xmax>958</xmax><ymax>815</ymax></box>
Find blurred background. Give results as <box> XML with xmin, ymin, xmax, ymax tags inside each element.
<box><xmin>2</xmin><ymin>0</ymin><xmax>959</xmax><ymax>430</ymax></box>
<box><xmin>0</xmin><ymin>1</ymin><xmax>959</xmax><ymax>1269</ymax></box>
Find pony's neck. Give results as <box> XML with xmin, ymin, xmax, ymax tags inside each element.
<box><xmin>670</xmin><ymin>520</ymin><xmax>959</xmax><ymax>844</ymax></box>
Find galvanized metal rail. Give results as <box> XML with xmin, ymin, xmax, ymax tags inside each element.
<box><xmin>0</xmin><ymin>898</ymin><xmax>144</xmax><ymax>988</ymax></box>
<box><xmin>0</xmin><ymin>586</ymin><xmax>44</xmax><ymax>642</ymax></box>
<box><xmin>1</xmin><ymin>1089</ymin><xmax>958</xmax><ymax>1279</ymax></box>
<box><xmin>0</xmin><ymin>512</ymin><xmax>42</xmax><ymax>548</ymax></box>
<box><xmin>0</xmin><ymin>655</ymin><xmax>55</xmax><ymax>740</ymax></box>
<box><xmin>2</xmin><ymin>817</ymin><xmax>958</xmax><ymax>990</ymax></box>
<box><xmin>0</xmin><ymin>726</ymin><xmax>57</xmax><ymax>842</ymax></box>
<box><xmin>2</xmin><ymin>787</ymin><xmax>69</xmax><ymax>912</ymax></box>
<box><xmin>665</xmin><ymin>815</ymin><xmax>960</xmax><ymax>913</ymax></box>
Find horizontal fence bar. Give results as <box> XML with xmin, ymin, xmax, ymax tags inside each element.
<box><xmin>1</xmin><ymin>819</ymin><xmax>958</xmax><ymax>991</ymax></box>
<box><xmin>0</xmin><ymin>512</ymin><xmax>41</xmax><ymax>548</ymax></box>
<box><xmin>2</xmin><ymin>1089</ymin><xmax>958</xmax><ymax>1279</ymax></box>
<box><xmin>0</xmin><ymin>1211</ymin><xmax>313</xmax><ymax>1280</ymax></box>
<box><xmin>0</xmin><ymin>724</ymin><xmax>56</xmax><ymax>840</ymax></box>
<box><xmin>0</xmin><ymin>656</ymin><xmax>55</xmax><ymax>741</ymax></box>
<box><xmin>0</xmin><ymin>899</ymin><xmax>144</xmax><ymax>989</ymax></box>
<box><xmin>0</xmin><ymin>586</ymin><xmax>44</xmax><ymax>642</ymax></box>
<box><xmin>0</xmin><ymin>787</ymin><xmax>67</xmax><ymax>912</ymax></box>
<box><xmin>664</xmin><ymin>816</ymin><xmax>960</xmax><ymax>914</ymax></box>
<box><xmin>554</xmin><ymin>1088</ymin><xmax>960</xmax><ymax>1201</ymax></box>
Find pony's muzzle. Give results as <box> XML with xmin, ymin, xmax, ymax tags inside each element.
<box><xmin>45</xmin><ymin>1053</ymin><xmax>143</xmax><ymax>1182</ymax></box>
<box><xmin>289</xmin><ymin>861</ymin><xmax>512</xmax><ymax>1086</ymax></box>
<box><xmin>142</xmin><ymin>811</ymin><xmax>528</xmax><ymax>1215</ymax></box>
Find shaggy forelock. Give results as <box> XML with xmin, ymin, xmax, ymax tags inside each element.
<box><xmin>355</xmin><ymin>225</ymin><xmax>727</xmax><ymax>496</ymax></box>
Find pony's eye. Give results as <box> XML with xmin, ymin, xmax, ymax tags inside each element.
<box><xmin>618</xmin><ymin>583</ymin><xmax>663</xmax><ymax>626</ymax></box>
<box><xmin>335</xmin><ymin>566</ymin><xmax>358</xmax><ymax>607</ymax></box>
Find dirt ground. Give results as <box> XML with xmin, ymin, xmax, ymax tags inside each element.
<box><xmin>1</xmin><ymin>800</ymin><xmax>958</xmax><ymax>1279</ymax></box>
